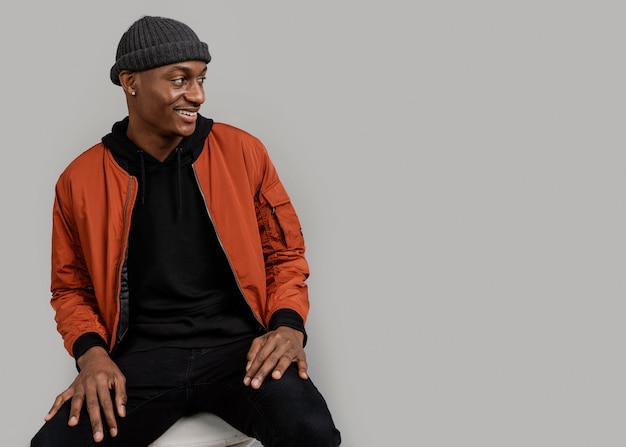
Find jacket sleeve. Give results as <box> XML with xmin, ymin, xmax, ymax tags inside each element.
<box><xmin>253</xmin><ymin>142</ymin><xmax>310</xmax><ymax>339</ymax></box>
<box><xmin>50</xmin><ymin>174</ymin><xmax>111</xmax><ymax>358</ymax></box>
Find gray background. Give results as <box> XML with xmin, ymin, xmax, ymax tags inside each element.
<box><xmin>1</xmin><ymin>1</ymin><xmax>624</xmax><ymax>446</ymax></box>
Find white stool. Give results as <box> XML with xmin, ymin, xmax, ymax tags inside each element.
<box><xmin>148</xmin><ymin>412</ymin><xmax>260</xmax><ymax>447</ymax></box>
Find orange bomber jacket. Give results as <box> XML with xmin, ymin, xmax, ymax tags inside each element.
<box><xmin>51</xmin><ymin>121</ymin><xmax>310</xmax><ymax>357</ymax></box>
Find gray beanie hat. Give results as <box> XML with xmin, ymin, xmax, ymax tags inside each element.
<box><xmin>110</xmin><ymin>16</ymin><xmax>211</xmax><ymax>85</ymax></box>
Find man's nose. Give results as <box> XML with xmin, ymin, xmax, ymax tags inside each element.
<box><xmin>185</xmin><ymin>80</ymin><xmax>205</xmax><ymax>104</ymax></box>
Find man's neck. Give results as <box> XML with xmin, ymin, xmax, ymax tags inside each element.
<box><xmin>126</xmin><ymin>127</ymin><xmax>183</xmax><ymax>162</ymax></box>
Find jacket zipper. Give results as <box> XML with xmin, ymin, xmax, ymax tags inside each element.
<box><xmin>113</xmin><ymin>175</ymin><xmax>135</xmax><ymax>350</ymax></box>
<box><xmin>191</xmin><ymin>164</ymin><xmax>266</xmax><ymax>330</ymax></box>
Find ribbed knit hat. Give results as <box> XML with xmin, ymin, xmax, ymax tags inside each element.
<box><xmin>110</xmin><ymin>16</ymin><xmax>211</xmax><ymax>85</ymax></box>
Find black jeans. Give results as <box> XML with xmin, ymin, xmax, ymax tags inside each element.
<box><xmin>31</xmin><ymin>337</ymin><xmax>341</xmax><ymax>447</ymax></box>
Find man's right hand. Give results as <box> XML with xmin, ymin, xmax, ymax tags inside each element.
<box><xmin>44</xmin><ymin>346</ymin><xmax>127</xmax><ymax>443</ymax></box>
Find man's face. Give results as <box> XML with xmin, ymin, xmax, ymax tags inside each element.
<box><xmin>131</xmin><ymin>60</ymin><xmax>207</xmax><ymax>139</ymax></box>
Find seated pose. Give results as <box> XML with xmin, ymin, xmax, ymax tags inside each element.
<box><xmin>31</xmin><ymin>15</ymin><xmax>341</xmax><ymax>447</ymax></box>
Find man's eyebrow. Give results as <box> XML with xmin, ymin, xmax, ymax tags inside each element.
<box><xmin>166</xmin><ymin>65</ymin><xmax>208</xmax><ymax>75</ymax></box>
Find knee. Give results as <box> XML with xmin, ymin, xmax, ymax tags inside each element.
<box><xmin>30</xmin><ymin>411</ymin><xmax>92</xmax><ymax>447</ymax></box>
<box><xmin>30</xmin><ymin>429</ymin><xmax>63</xmax><ymax>447</ymax></box>
<box><xmin>30</xmin><ymin>431</ymin><xmax>49</xmax><ymax>447</ymax></box>
<box><xmin>272</xmin><ymin>417</ymin><xmax>341</xmax><ymax>447</ymax></box>
<box><xmin>30</xmin><ymin>423</ymin><xmax>53</xmax><ymax>447</ymax></box>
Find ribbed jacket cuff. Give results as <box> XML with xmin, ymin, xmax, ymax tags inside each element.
<box><xmin>268</xmin><ymin>309</ymin><xmax>308</xmax><ymax>347</ymax></box>
<box><xmin>72</xmin><ymin>332</ymin><xmax>109</xmax><ymax>362</ymax></box>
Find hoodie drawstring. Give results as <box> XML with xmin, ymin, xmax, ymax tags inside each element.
<box><xmin>175</xmin><ymin>147</ymin><xmax>183</xmax><ymax>219</ymax></box>
<box><xmin>136</xmin><ymin>147</ymin><xmax>183</xmax><ymax>220</ymax></box>
<box><xmin>137</xmin><ymin>150</ymin><xmax>146</xmax><ymax>205</ymax></box>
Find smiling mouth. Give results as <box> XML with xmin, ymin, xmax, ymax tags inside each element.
<box><xmin>176</xmin><ymin>110</ymin><xmax>197</xmax><ymax>117</ymax></box>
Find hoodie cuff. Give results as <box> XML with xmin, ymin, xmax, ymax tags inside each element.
<box><xmin>72</xmin><ymin>332</ymin><xmax>109</xmax><ymax>362</ymax></box>
<box><xmin>268</xmin><ymin>309</ymin><xmax>308</xmax><ymax>347</ymax></box>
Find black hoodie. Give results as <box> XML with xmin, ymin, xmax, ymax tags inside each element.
<box><xmin>102</xmin><ymin>115</ymin><xmax>261</xmax><ymax>353</ymax></box>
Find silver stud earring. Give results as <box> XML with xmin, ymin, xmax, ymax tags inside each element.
<box><xmin>131</xmin><ymin>91</ymin><xmax>136</xmax><ymax>96</ymax></box>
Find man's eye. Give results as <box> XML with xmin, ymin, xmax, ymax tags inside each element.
<box><xmin>173</xmin><ymin>78</ymin><xmax>185</xmax><ymax>85</ymax></box>
<box><xmin>198</xmin><ymin>77</ymin><xmax>206</xmax><ymax>85</ymax></box>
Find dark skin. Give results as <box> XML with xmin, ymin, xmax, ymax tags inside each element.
<box><xmin>44</xmin><ymin>60</ymin><xmax>309</xmax><ymax>443</ymax></box>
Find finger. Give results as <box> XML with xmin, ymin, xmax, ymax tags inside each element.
<box><xmin>296</xmin><ymin>356</ymin><xmax>309</xmax><ymax>380</ymax></box>
<box><xmin>97</xmin><ymin>381</ymin><xmax>119</xmax><ymax>438</ymax></box>
<box><xmin>250</xmin><ymin>366</ymin><xmax>268</xmax><ymax>389</ymax></box>
<box><xmin>244</xmin><ymin>337</ymin><xmax>268</xmax><ymax>386</ymax></box>
<box><xmin>245</xmin><ymin>337</ymin><xmax>264</xmax><ymax>372</ymax></box>
<box><xmin>244</xmin><ymin>349</ymin><xmax>266</xmax><ymax>387</ymax></box>
<box><xmin>113</xmin><ymin>376</ymin><xmax>128</xmax><ymax>419</ymax></box>
<box><xmin>271</xmin><ymin>348</ymin><xmax>309</xmax><ymax>380</ymax></box>
<box><xmin>250</xmin><ymin>346</ymin><xmax>288</xmax><ymax>388</ymax></box>
<box><xmin>45</xmin><ymin>390</ymin><xmax>72</xmax><ymax>421</ymax></box>
<box><xmin>83</xmin><ymin>386</ymin><xmax>105</xmax><ymax>443</ymax></box>
<box><xmin>270</xmin><ymin>353</ymin><xmax>296</xmax><ymax>380</ymax></box>
<box><xmin>246</xmin><ymin>339</ymin><xmax>285</xmax><ymax>387</ymax></box>
<box><xmin>68</xmin><ymin>392</ymin><xmax>85</xmax><ymax>427</ymax></box>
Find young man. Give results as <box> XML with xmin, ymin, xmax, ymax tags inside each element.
<box><xmin>31</xmin><ymin>15</ymin><xmax>341</xmax><ymax>447</ymax></box>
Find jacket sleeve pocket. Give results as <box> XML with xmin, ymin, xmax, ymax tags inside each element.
<box><xmin>260</xmin><ymin>181</ymin><xmax>305</xmax><ymax>251</ymax></box>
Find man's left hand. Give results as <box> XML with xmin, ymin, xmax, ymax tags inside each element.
<box><xmin>244</xmin><ymin>326</ymin><xmax>308</xmax><ymax>389</ymax></box>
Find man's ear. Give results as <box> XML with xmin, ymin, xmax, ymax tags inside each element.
<box><xmin>118</xmin><ymin>70</ymin><xmax>137</xmax><ymax>96</ymax></box>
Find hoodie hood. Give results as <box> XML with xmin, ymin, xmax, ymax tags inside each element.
<box><xmin>102</xmin><ymin>114</ymin><xmax>213</xmax><ymax>215</ymax></box>
<box><xmin>102</xmin><ymin>114</ymin><xmax>213</xmax><ymax>172</ymax></box>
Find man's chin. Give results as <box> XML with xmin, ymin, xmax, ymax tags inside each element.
<box><xmin>175</xmin><ymin>122</ymin><xmax>197</xmax><ymax>137</ymax></box>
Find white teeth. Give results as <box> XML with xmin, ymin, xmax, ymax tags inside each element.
<box><xmin>177</xmin><ymin>110</ymin><xmax>197</xmax><ymax>116</ymax></box>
